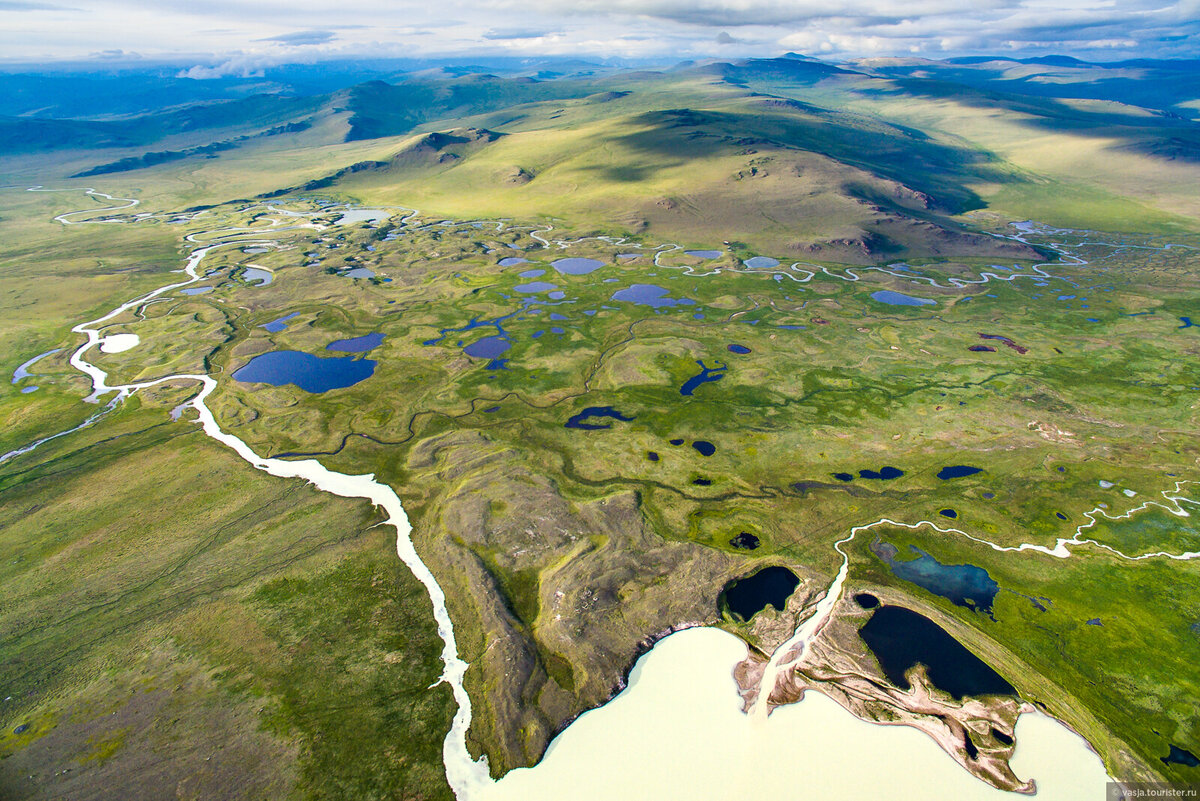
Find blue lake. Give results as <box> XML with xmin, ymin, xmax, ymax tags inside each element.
<box><xmin>181</xmin><ymin>286</ymin><xmax>213</xmax><ymax>295</ymax></box>
<box><xmin>519</xmin><ymin>268</ymin><xmax>546</xmax><ymax>278</ymax></box>
<box><xmin>686</xmin><ymin>250</ymin><xmax>722</xmax><ymax>259</ymax></box>
<box><xmin>243</xmin><ymin>267</ymin><xmax>273</xmax><ymax>286</ymax></box>
<box><xmin>233</xmin><ymin>351</ymin><xmax>376</xmax><ymax>393</ymax></box>
<box><xmin>464</xmin><ymin>336</ymin><xmax>510</xmax><ymax>359</ymax></box>
<box><xmin>727</xmin><ymin>344</ymin><xmax>751</xmax><ymax>354</ymax></box>
<box><xmin>680</xmin><ymin>360</ymin><xmax>727</xmax><ymax>396</ymax></box>
<box><xmin>871</xmin><ymin>290</ymin><xmax>936</xmax><ymax>306</ymax></box>
<box><xmin>515</xmin><ymin>281</ymin><xmax>558</xmax><ymax>293</ymax></box>
<box><xmin>872</xmin><ymin>541</ymin><xmax>1000</xmax><ymax>617</ymax></box>
<box><xmin>1163</xmin><ymin>745</ymin><xmax>1200</xmax><ymax>768</ymax></box>
<box><xmin>344</xmin><ymin>267</ymin><xmax>375</xmax><ymax>279</ymax></box>
<box><xmin>425</xmin><ymin>313</ymin><xmax>520</xmax><ymax>362</ymax></box>
<box><xmin>499</xmin><ymin>257</ymin><xmax>530</xmax><ymax>267</ymax></box>
<box><xmin>553</xmin><ymin>257</ymin><xmax>605</xmax><ymax>275</ymax></box>
<box><xmin>744</xmin><ymin>256</ymin><xmax>779</xmax><ymax>269</ymax></box>
<box><xmin>327</xmin><ymin>332</ymin><xmax>385</xmax><ymax>353</ymax></box>
<box><xmin>611</xmin><ymin>284</ymin><xmax>696</xmax><ymax>309</ymax></box>
<box><xmin>564</xmin><ymin>406</ymin><xmax>636</xmax><ymax>430</ymax></box>
<box><xmin>261</xmin><ymin>312</ymin><xmax>300</xmax><ymax>332</ymax></box>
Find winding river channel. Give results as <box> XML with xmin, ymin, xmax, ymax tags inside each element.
<box><xmin>11</xmin><ymin>187</ymin><xmax>1200</xmax><ymax>798</ymax></box>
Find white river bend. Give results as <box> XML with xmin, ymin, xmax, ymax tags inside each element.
<box><xmin>16</xmin><ymin>186</ymin><xmax>1200</xmax><ymax>799</ymax></box>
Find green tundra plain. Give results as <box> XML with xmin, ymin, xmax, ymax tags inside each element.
<box><xmin>2</xmin><ymin>54</ymin><xmax>1200</xmax><ymax>799</ymax></box>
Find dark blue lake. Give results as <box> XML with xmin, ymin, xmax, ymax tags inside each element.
<box><xmin>721</xmin><ymin>566</ymin><xmax>800</xmax><ymax>621</ymax></box>
<box><xmin>871</xmin><ymin>290</ymin><xmax>936</xmax><ymax>307</ymax></box>
<box><xmin>680</xmin><ymin>360</ymin><xmax>727</xmax><ymax>396</ymax></box>
<box><xmin>233</xmin><ymin>351</ymin><xmax>376</xmax><ymax>393</ymax></box>
<box><xmin>859</xmin><ymin>605</ymin><xmax>1015</xmax><ymax>700</ymax></box>
<box><xmin>854</xmin><ymin>593</ymin><xmax>880</xmax><ymax>609</ymax></box>
<box><xmin>729</xmin><ymin>532</ymin><xmax>760</xmax><ymax>550</ymax></box>
<box><xmin>564</xmin><ymin>406</ymin><xmax>636</xmax><ymax>430</ymax></box>
<box><xmin>872</xmin><ymin>541</ymin><xmax>1000</xmax><ymax>617</ymax></box>
<box><xmin>327</xmin><ymin>332</ymin><xmax>385</xmax><ymax>353</ymax></box>
<box><xmin>692</xmin><ymin>440</ymin><xmax>716</xmax><ymax>456</ymax></box>
<box><xmin>553</xmin><ymin>257</ymin><xmax>605</xmax><ymax>275</ymax></box>
<box><xmin>727</xmin><ymin>344</ymin><xmax>751</xmax><ymax>354</ymax></box>
<box><xmin>938</xmin><ymin>465</ymin><xmax>983</xmax><ymax>480</ymax></box>
<box><xmin>610</xmin><ymin>284</ymin><xmax>696</xmax><ymax>308</ymax></box>
<box><xmin>859</xmin><ymin>466</ymin><xmax>904</xmax><ymax>480</ymax></box>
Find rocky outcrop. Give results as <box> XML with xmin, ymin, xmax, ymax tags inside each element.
<box><xmin>404</xmin><ymin>430</ymin><xmax>743</xmax><ymax>776</ymax></box>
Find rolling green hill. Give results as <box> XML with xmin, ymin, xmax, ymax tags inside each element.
<box><xmin>9</xmin><ymin>54</ymin><xmax>1195</xmax><ymax>254</ymax></box>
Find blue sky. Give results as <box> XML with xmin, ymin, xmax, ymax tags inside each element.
<box><xmin>1</xmin><ymin>0</ymin><xmax>1197</xmax><ymax>67</ymax></box>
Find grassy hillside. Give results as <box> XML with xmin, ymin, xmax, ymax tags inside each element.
<box><xmin>0</xmin><ymin>394</ymin><xmax>454</xmax><ymax>801</ymax></box>
<box><xmin>8</xmin><ymin>55</ymin><xmax>1198</xmax><ymax>248</ymax></box>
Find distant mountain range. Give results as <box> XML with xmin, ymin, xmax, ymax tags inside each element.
<box><xmin>3</xmin><ymin>53</ymin><xmax>1197</xmax><ymax>260</ymax></box>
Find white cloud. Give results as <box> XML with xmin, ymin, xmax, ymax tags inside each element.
<box><xmin>0</xmin><ymin>0</ymin><xmax>1196</xmax><ymax>64</ymax></box>
<box><xmin>177</xmin><ymin>53</ymin><xmax>284</xmax><ymax>78</ymax></box>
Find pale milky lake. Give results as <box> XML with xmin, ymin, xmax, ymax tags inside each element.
<box><xmin>481</xmin><ymin>627</ymin><xmax>1110</xmax><ymax>801</ymax></box>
